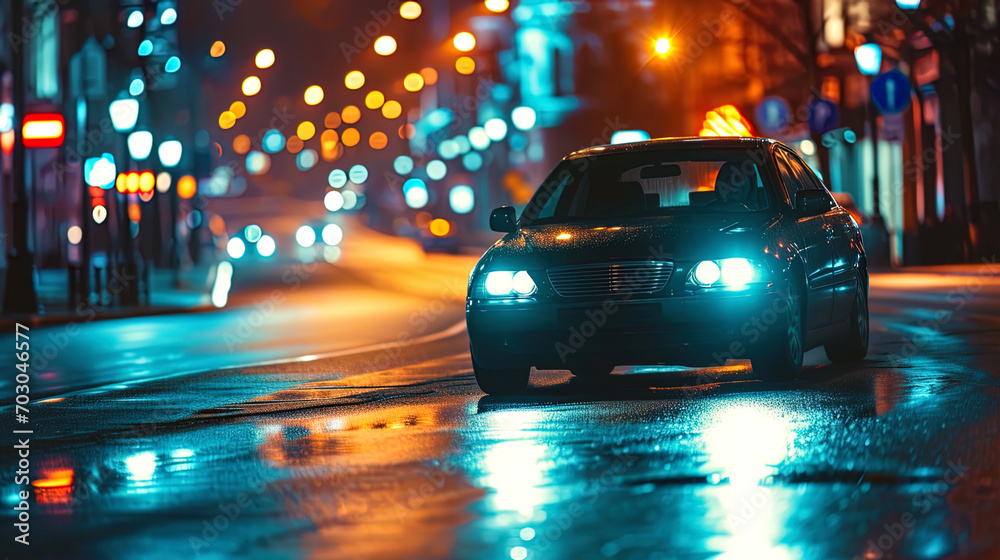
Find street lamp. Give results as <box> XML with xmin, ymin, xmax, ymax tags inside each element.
<box><xmin>109</xmin><ymin>97</ymin><xmax>139</xmax><ymax>132</ymax></box>
<box><xmin>128</xmin><ymin>130</ymin><xmax>153</xmax><ymax>160</ymax></box>
<box><xmin>158</xmin><ymin>139</ymin><xmax>183</xmax><ymax>168</ymax></box>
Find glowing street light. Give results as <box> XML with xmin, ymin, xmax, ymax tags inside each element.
<box><xmin>485</xmin><ymin>0</ymin><xmax>509</xmax><ymax>13</ymax></box>
<box><xmin>127</xmin><ymin>130</ymin><xmax>153</xmax><ymax>160</ymax></box>
<box><xmin>511</xmin><ymin>106</ymin><xmax>536</xmax><ymax>130</ymax></box>
<box><xmin>255</xmin><ymin>48</ymin><xmax>275</xmax><ymax>69</ymax></box>
<box><xmin>242</xmin><ymin>76</ymin><xmax>262</xmax><ymax>96</ymax></box>
<box><xmin>109</xmin><ymin>97</ymin><xmax>139</xmax><ymax>132</ymax></box>
<box><xmin>400</xmin><ymin>1</ymin><xmax>421</xmax><ymax>19</ymax></box>
<box><xmin>453</xmin><ymin>32</ymin><xmax>476</xmax><ymax>52</ymax></box>
<box><xmin>854</xmin><ymin>43</ymin><xmax>882</xmax><ymax>76</ymax></box>
<box><xmin>158</xmin><ymin>139</ymin><xmax>183</xmax><ymax>167</ymax></box>
<box><xmin>654</xmin><ymin>37</ymin><xmax>671</xmax><ymax>55</ymax></box>
<box><xmin>374</xmin><ymin>36</ymin><xmax>397</xmax><ymax>56</ymax></box>
<box><xmin>126</xmin><ymin>10</ymin><xmax>144</xmax><ymax>28</ymax></box>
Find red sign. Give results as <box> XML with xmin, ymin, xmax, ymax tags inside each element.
<box><xmin>22</xmin><ymin>113</ymin><xmax>65</xmax><ymax>148</ymax></box>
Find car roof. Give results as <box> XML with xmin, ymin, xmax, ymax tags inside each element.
<box><xmin>565</xmin><ymin>136</ymin><xmax>782</xmax><ymax>160</ymax></box>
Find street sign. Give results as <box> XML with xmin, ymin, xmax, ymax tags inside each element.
<box><xmin>807</xmin><ymin>98</ymin><xmax>839</xmax><ymax>135</ymax></box>
<box><xmin>755</xmin><ymin>96</ymin><xmax>791</xmax><ymax>135</ymax></box>
<box><xmin>871</xmin><ymin>70</ymin><xmax>913</xmax><ymax>115</ymax></box>
<box><xmin>22</xmin><ymin>113</ymin><xmax>65</xmax><ymax>148</ymax></box>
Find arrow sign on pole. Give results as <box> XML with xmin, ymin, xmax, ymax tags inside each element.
<box><xmin>871</xmin><ymin>70</ymin><xmax>913</xmax><ymax>115</ymax></box>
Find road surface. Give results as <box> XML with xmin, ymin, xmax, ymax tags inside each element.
<box><xmin>2</xmin><ymin>255</ymin><xmax>999</xmax><ymax>560</ymax></box>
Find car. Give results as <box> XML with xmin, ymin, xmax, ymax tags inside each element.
<box><xmin>466</xmin><ymin>137</ymin><xmax>869</xmax><ymax>395</ymax></box>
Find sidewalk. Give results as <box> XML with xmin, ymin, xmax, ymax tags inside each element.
<box><xmin>0</xmin><ymin>264</ymin><xmax>216</xmax><ymax>330</ymax></box>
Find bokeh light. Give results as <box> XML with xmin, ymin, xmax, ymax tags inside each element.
<box><xmin>245</xmin><ymin>152</ymin><xmax>270</xmax><ymax>176</ymax></box>
<box><xmin>233</xmin><ymin>135</ymin><xmax>251</xmax><ymax>154</ymax></box>
<box><xmin>342</xmin><ymin>105</ymin><xmax>361</xmax><ymax>124</ymax></box>
<box><xmin>262</xmin><ymin>129</ymin><xmax>285</xmax><ymax>153</ymax></box>
<box><xmin>393</xmin><ymin>155</ymin><xmax>414</xmax><ymax>175</ymax></box>
<box><xmin>328</xmin><ymin>169</ymin><xmax>348</xmax><ymax>188</ymax></box>
<box><xmin>296</xmin><ymin>226</ymin><xmax>316</xmax><ymax>248</ymax></box>
<box><xmin>400</xmin><ymin>1</ymin><xmax>422</xmax><ymax>19</ymax></box>
<box><xmin>322</xmin><ymin>224</ymin><xmax>344</xmax><ymax>246</ymax></box>
<box><xmin>227</xmin><ymin>237</ymin><xmax>246</xmax><ymax>259</ymax></box>
<box><xmin>229</xmin><ymin>101</ymin><xmax>246</xmax><ymax>119</ymax></box>
<box><xmin>324</xmin><ymin>190</ymin><xmax>345</xmax><ymax>212</ymax></box>
<box><xmin>420</xmin><ymin>67</ymin><xmax>438</xmax><ymax>85</ymax></box>
<box><xmin>342</xmin><ymin>128</ymin><xmax>360</xmax><ymax>147</ymax></box>
<box><xmin>219</xmin><ymin>111</ymin><xmax>236</xmax><ymax>129</ymax></box>
<box><xmin>382</xmin><ymin>100</ymin><xmax>402</xmax><ymax>119</ymax></box>
<box><xmin>325</xmin><ymin>112</ymin><xmax>342</xmax><ymax>128</ymax></box>
<box><xmin>345</xmin><ymin>70</ymin><xmax>365</xmax><ymax>90</ymax></box>
<box><xmin>429</xmin><ymin>218</ymin><xmax>451</xmax><ymax>237</ymax></box>
<box><xmin>453</xmin><ymin>32</ymin><xmax>476</xmax><ymax>52</ymax></box>
<box><xmin>511</xmin><ymin>106</ymin><xmax>537</xmax><ymax>130</ymax></box>
<box><xmin>177</xmin><ymin>175</ymin><xmax>198</xmax><ymax>198</ymax></box>
<box><xmin>485</xmin><ymin>118</ymin><xmax>508</xmax><ymax>141</ymax></box>
<box><xmin>485</xmin><ymin>0</ymin><xmax>509</xmax><ymax>12</ymax></box>
<box><xmin>255</xmin><ymin>49</ymin><xmax>275</xmax><ymax>69</ymax></box>
<box><xmin>296</xmin><ymin>149</ymin><xmax>318</xmax><ymax>171</ymax></box>
<box><xmin>297</xmin><ymin>121</ymin><xmax>316</xmax><ymax>141</ymax></box>
<box><xmin>242</xmin><ymin>76</ymin><xmax>261</xmax><ymax>96</ymax></box>
<box><xmin>256</xmin><ymin>235</ymin><xmax>276</xmax><ymax>257</ymax></box>
<box><xmin>449</xmin><ymin>185</ymin><xmax>475</xmax><ymax>213</ymax></box>
<box><xmin>403</xmin><ymin>73</ymin><xmax>425</xmax><ymax>92</ymax></box>
<box><xmin>286</xmin><ymin>136</ymin><xmax>304</xmax><ymax>154</ymax></box>
<box><xmin>374</xmin><ymin>36</ymin><xmax>397</xmax><ymax>56</ymax></box>
<box><xmin>304</xmin><ymin>85</ymin><xmax>324</xmax><ymax>105</ymax></box>
<box><xmin>349</xmin><ymin>164</ymin><xmax>369</xmax><ymax>184</ymax></box>
<box><xmin>369</xmin><ymin>132</ymin><xmax>388</xmax><ymax>150</ymax></box>
<box><xmin>365</xmin><ymin>91</ymin><xmax>385</xmax><ymax>109</ymax></box>
<box><xmin>426</xmin><ymin>159</ymin><xmax>447</xmax><ymax>180</ymax></box>
<box><xmin>210</xmin><ymin>41</ymin><xmax>226</xmax><ymax>58</ymax></box>
<box><xmin>455</xmin><ymin>56</ymin><xmax>476</xmax><ymax>74</ymax></box>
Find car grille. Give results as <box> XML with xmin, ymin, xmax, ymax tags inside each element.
<box><xmin>546</xmin><ymin>261</ymin><xmax>673</xmax><ymax>297</ymax></box>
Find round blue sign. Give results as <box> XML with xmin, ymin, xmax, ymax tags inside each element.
<box><xmin>755</xmin><ymin>96</ymin><xmax>791</xmax><ymax>135</ymax></box>
<box><xmin>871</xmin><ymin>70</ymin><xmax>912</xmax><ymax>115</ymax></box>
<box><xmin>807</xmin><ymin>98</ymin><xmax>839</xmax><ymax>135</ymax></box>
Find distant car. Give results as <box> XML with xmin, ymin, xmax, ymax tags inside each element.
<box><xmin>466</xmin><ymin>137</ymin><xmax>868</xmax><ymax>395</ymax></box>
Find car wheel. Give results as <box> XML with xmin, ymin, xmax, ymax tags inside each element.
<box><xmin>471</xmin><ymin>349</ymin><xmax>530</xmax><ymax>395</ymax></box>
<box><xmin>824</xmin><ymin>275</ymin><xmax>869</xmax><ymax>363</ymax></box>
<box><xmin>750</xmin><ymin>278</ymin><xmax>804</xmax><ymax>382</ymax></box>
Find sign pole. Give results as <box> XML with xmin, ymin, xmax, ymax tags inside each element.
<box><xmin>3</xmin><ymin>0</ymin><xmax>39</xmax><ymax>313</ymax></box>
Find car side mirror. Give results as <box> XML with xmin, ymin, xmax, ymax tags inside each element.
<box><xmin>489</xmin><ymin>206</ymin><xmax>517</xmax><ymax>233</ymax></box>
<box><xmin>795</xmin><ymin>190</ymin><xmax>835</xmax><ymax>217</ymax></box>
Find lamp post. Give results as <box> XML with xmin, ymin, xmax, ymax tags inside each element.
<box><xmin>854</xmin><ymin>43</ymin><xmax>891</xmax><ymax>265</ymax></box>
<box><xmin>158</xmin><ymin>138</ymin><xmax>183</xmax><ymax>269</ymax></box>
<box><xmin>109</xmin><ymin>94</ymin><xmax>140</xmax><ymax>305</ymax></box>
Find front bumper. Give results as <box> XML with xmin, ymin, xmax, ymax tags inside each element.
<box><xmin>467</xmin><ymin>287</ymin><xmax>783</xmax><ymax>369</ymax></box>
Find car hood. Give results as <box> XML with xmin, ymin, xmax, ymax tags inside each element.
<box><xmin>485</xmin><ymin>213</ymin><xmax>778</xmax><ymax>269</ymax></box>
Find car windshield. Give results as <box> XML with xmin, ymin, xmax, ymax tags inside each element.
<box><xmin>521</xmin><ymin>148</ymin><xmax>773</xmax><ymax>226</ymax></box>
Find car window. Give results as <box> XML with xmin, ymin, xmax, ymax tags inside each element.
<box><xmin>782</xmin><ymin>149</ymin><xmax>837</xmax><ymax>206</ymax></box>
<box><xmin>774</xmin><ymin>151</ymin><xmax>807</xmax><ymax>208</ymax></box>
<box><xmin>521</xmin><ymin>148</ymin><xmax>774</xmax><ymax>226</ymax></box>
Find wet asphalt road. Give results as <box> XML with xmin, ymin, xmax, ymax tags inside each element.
<box><xmin>2</xmin><ymin>259</ymin><xmax>1000</xmax><ymax>560</ymax></box>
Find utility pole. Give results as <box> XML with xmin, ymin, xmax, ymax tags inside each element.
<box><xmin>3</xmin><ymin>0</ymin><xmax>39</xmax><ymax>314</ymax></box>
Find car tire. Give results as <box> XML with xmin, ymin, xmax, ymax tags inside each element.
<box><xmin>471</xmin><ymin>349</ymin><xmax>530</xmax><ymax>395</ymax></box>
<box><xmin>751</xmin><ymin>278</ymin><xmax>804</xmax><ymax>382</ymax></box>
<box><xmin>824</xmin><ymin>275</ymin><xmax>869</xmax><ymax>363</ymax></box>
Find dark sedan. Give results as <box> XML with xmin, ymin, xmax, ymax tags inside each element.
<box><xmin>466</xmin><ymin>137</ymin><xmax>869</xmax><ymax>395</ymax></box>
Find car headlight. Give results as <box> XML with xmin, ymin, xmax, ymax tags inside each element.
<box><xmin>690</xmin><ymin>258</ymin><xmax>760</xmax><ymax>288</ymax></box>
<box><xmin>484</xmin><ymin>270</ymin><xmax>536</xmax><ymax>297</ymax></box>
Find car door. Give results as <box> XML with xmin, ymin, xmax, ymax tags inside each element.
<box><xmin>790</xmin><ymin>153</ymin><xmax>860</xmax><ymax>324</ymax></box>
<box><xmin>774</xmin><ymin>148</ymin><xmax>834</xmax><ymax>330</ymax></box>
